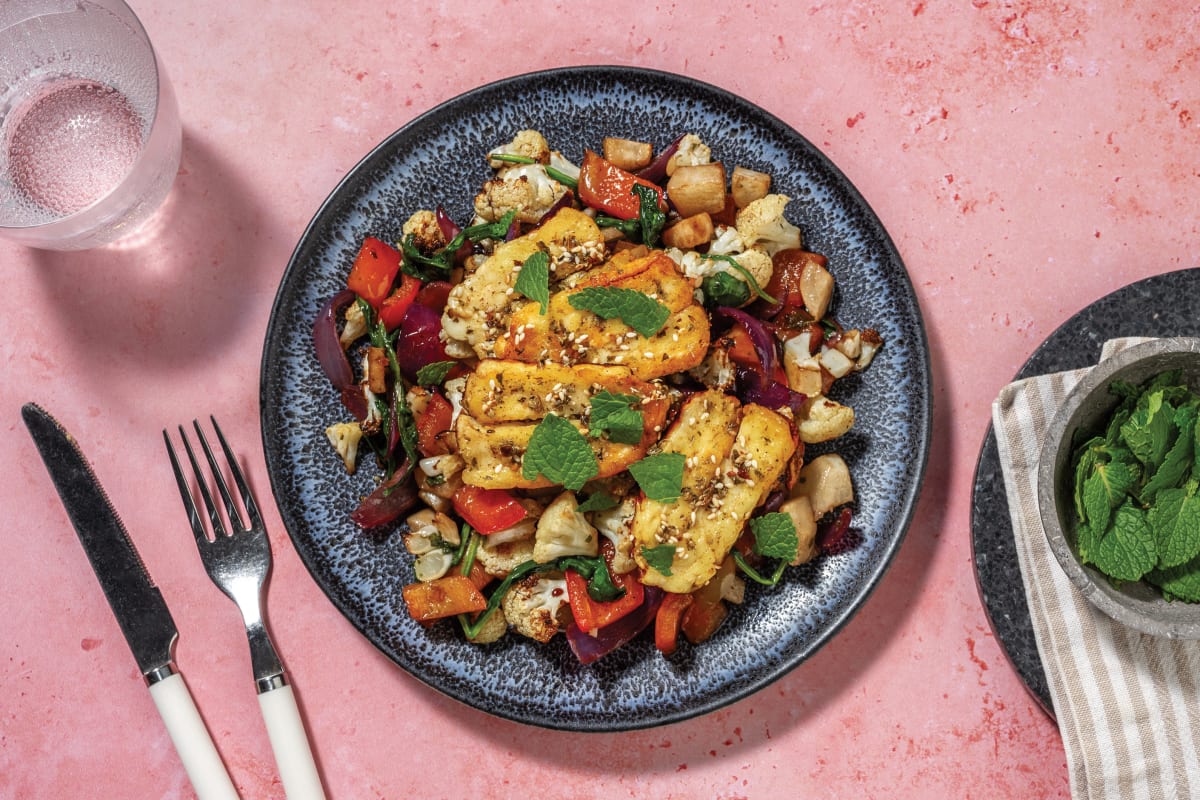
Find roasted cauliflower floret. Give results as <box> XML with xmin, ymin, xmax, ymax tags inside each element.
<box><xmin>501</xmin><ymin>573</ymin><xmax>569</xmax><ymax>643</ymax></box>
<box><xmin>475</xmin><ymin>534</ymin><xmax>536</xmax><ymax>579</ymax></box>
<box><xmin>339</xmin><ymin>301</ymin><xmax>367</xmax><ymax>349</ymax></box>
<box><xmin>797</xmin><ymin>396</ymin><xmax>855</xmax><ymax>443</ymax></box>
<box><xmin>324</xmin><ymin>422</ymin><xmax>364</xmax><ymax>474</ymax></box>
<box><xmin>533</xmin><ymin>492</ymin><xmax>599</xmax><ymax>563</ymax></box>
<box><xmin>488</xmin><ymin>129</ymin><xmax>551</xmax><ymax>168</ymax></box>
<box><xmin>402</xmin><ymin>209</ymin><xmax>447</xmax><ymax>253</ymax></box>
<box><xmin>706</xmin><ymin>225</ymin><xmax>745</xmax><ymax>256</ymax></box>
<box><xmin>666</xmin><ymin>133</ymin><xmax>713</xmax><ymax>175</ymax></box>
<box><xmin>736</xmin><ymin>194</ymin><xmax>803</xmax><ymax>256</ymax></box>
<box><xmin>671</xmin><ymin>245</ymin><xmax>773</xmax><ymax>305</ymax></box>
<box><xmin>473</xmin><ymin>164</ymin><xmax>568</xmax><ymax>225</ymax></box>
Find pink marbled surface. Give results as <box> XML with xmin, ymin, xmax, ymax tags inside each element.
<box><xmin>3</xmin><ymin>2</ymin><xmax>1198</xmax><ymax>798</ymax></box>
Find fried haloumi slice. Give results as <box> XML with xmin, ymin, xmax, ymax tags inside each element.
<box><xmin>633</xmin><ymin>391</ymin><xmax>797</xmax><ymax>593</ymax></box>
<box><xmin>494</xmin><ymin>250</ymin><xmax>710</xmax><ymax>380</ymax></box>
<box><xmin>462</xmin><ymin>359</ymin><xmax>669</xmax><ymax>424</ymax></box>
<box><xmin>457</xmin><ymin>411</ymin><xmax>669</xmax><ymax>490</ymax></box>
<box><xmin>441</xmin><ymin>208</ymin><xmax>603</xmax><ymax>359</ymax></box>
<box><xmin>456</xmin><ymin>360</ymin><xmax>672</xmax><ymax>489</ymax></box>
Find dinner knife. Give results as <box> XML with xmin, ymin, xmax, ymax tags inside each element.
<box><xmin>22</xmin><ymin>403</ymin><xmax>241</xmax><ymax>800</ymax></box>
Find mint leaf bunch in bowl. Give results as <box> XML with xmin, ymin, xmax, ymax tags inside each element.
<box><xmin>1039</xmin><ymin>337</ymin><xmax>1200</xmax><ymax>638</ymax></box>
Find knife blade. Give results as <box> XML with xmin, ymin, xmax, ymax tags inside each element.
<box><xmin>22</xmin><ymin>403</ymin><xmax>241</xmax><ymax>800</ymax></box>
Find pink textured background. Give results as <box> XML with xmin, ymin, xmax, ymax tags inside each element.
<box><xmin>4</xmin><ymin>2</ymin><xmax>1198</xmax><ymax>798</ymax></box>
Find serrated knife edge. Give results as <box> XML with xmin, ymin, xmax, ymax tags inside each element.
<box><xmin>22</xmin><ymin>402</ymin><xmax>177</xmax><ymax>683</ymax></box>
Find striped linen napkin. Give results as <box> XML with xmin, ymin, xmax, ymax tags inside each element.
<box><xmin>992</xmin><ymin>338</ymin><xmax>1200</xmax><ymax>800</ymax></box>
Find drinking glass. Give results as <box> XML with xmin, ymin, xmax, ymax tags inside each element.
<box><xmin>0</xmin><ymin>0</ymin><xmax>181</xmax><ymax>250</ymax></box>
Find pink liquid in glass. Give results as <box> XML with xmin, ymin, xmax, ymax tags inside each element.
<box><xmin>5</xmin><ymin>78</ymin><xmax>145</xmax><ymax>217</ymax></box>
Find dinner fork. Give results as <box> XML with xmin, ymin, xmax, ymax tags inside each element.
<box><xmin>165</xmin><ymin>418</ymin><xmax>326</xmax><ymax>800</ymax></box>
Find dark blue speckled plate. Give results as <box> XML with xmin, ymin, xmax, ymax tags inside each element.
<box><xmin>260</xmin><ymin>66</ymin><xmax>932</xmax><ymax>731</ymax></box>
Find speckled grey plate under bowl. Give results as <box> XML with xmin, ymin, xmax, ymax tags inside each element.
<box><xmin>971</xmin><ymin>268</ymin><xmax>1200</xmax><ymax>720</ymax></box>
<box><xmin>260</xmin><ymin>66</ymin><xmax>931</xmax><ymax>731</ymax></box>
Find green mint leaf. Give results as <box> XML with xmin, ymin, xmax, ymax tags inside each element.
<box><xmin>1076</xmin><ymin>517</ymin><xmax>1104</xmax><ymax>565</ymax></box>
<box><xmin>628</xmin><ymin>452</ymin><xmax>686</xmax><ymax>503</ymax></box>
<box><xmin>1148</xmin><ymin>484</ymin><xmax>1200</xmax><ymax>569</ymax></box>
<box><xmin>1148</xmin><ymin>552</ymin><xmax>1200</xmax><ymax>602</ymax></box>
<box><xmin>633</xmin><ymin>184</ymin><xmax>666</xmax><ymax>248</ymax></box>
<box><xmin>1120</xmin><ymin>389</ymin><xmax>1175</xmax><ymax>466</ymax></box>
<box><xmin>568</xmin><ymin>286</ymin><xmax>671</xmax><ymax>338</ymax></box>
<box><xmin>1072</xmin><ymin>437</ymin><xmax>1106</xmax><ymax>521</ymax></box>
<box><xmin>1140</xmin><ymin>404</ymin><xmax>1195</xmax><ymax>502</ymax></box>
<box><xmin>513</xmin><ymin>250</ymin><xmax>550</xmax><ymax>314</ymax></box>
<box><xmin>576</xmin><ymin>490</ymin><xmax>620</xmax><ymax>514</ymax></box>
<box><xmin>521</xmin><ymin>413</ymin><xmax>598</xmax><ymax>491</ymax></box>
<box><xmin>701</xmin><ymin>272</ymin><xmax>751</xmax><ymax>308</ymax></box>
<box><xmin>749</xmin><ymin>512</ymin><xmax>800</xmax><ymax>562</ymax></box>
<box><xmin>1081</xmin><ymin>460</ymin><xmax>1138</xmax><ymax>532</ymax></box>
<box><xmin>415</xmin><ymin>360</ymin><xmax>456</xmax><ymax>386</ymax></box>
<box><xmin>1092</xmin><ymin>501</ymin><xmax>1157</xmax><ymax>582</ymax></box>
<box><xmin>589</xmin><ymin>391</ymin><xmax>644</xmax><ymax>444</ymax></box>
<box><xmin>641</xmin><ymin>544</ymin><xmax>676</xmax><ymax>576</ymax></box>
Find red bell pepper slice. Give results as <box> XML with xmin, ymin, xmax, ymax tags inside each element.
<box><xmin>578</xmin><ymin>150</ymin><xmax>666</xmax><ymax>221</ymax></box>
<box><xmin>379</xmin><ymin>273</ymin><xmax>422</xmax><ymax>330</ymax></box>
<box><xmin>415</xmin><ymin>391</ymin><xmax>454</xmax><ymax>458</ymax></box>
<box><xmin>654</xmin><ymin>591</ymin><xmax>694</xmax><ymax>655</ymax></box>
<box><xmin>452</xmin><ymin>484</ymin><xmax>528</xmax><ymax>534</ymax></box>
<box><xmin>566</xmin><ymin>567</ymin><xmax>645</xmax><ymax>634</ymax></box>
<box><xmin>346</xmin><ymin>237</ymin><xmax>403</xmax><ymax>309</ymax></box>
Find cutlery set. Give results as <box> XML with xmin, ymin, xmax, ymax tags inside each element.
<box><xmin>22</xmin><ymin>403</ymin><xmax>326</xmax><ymax>800</ymax></box>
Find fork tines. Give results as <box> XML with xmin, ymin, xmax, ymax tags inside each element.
<box><xmin>164</xmin><ymin>417</ymin><xmax>262</xmax><ymax>543</ymax></box>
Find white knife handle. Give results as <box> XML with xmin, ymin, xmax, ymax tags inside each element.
<box><xmin>258</xmin><ymin>684</ymin><xmax>325</xmax><ymax>800</ymax></box>
<box><xmin>147</xmin><ymin>672</ymin><xmax>241</xmax><ymax>800</ymax></box>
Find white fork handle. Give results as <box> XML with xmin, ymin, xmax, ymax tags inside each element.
<box><xmin>148</xmin><ymin>673</ymin><xmax>241</xmax><ymax>800</ymax></box>
<box><xmin>258</xmin><ymin>684</ymin><xmax>326</xmax><ymax>800</ymax></box>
